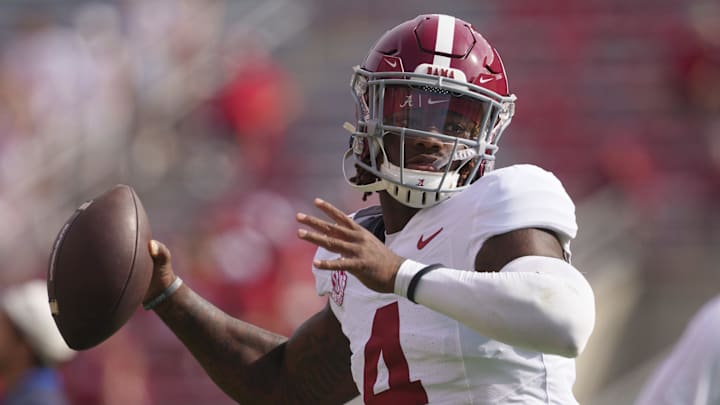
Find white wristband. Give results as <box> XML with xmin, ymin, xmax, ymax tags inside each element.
<box><xmin>394</xmin><ymin>259</ymin><xmax>443</xmax><ymax>302</ymax></box>
<box><xmin>143</xmin><ymin>277</ymin><xmax>183</xmax><ymax>310</ymax></box>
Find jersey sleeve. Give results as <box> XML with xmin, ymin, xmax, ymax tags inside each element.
<box><xmin>468</xmin><ymin>164</ymin><xmax>578</xmax><ymax>255</ymax></box>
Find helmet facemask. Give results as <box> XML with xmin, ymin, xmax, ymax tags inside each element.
<box><xmin>344</xmin><ymin>67</ymin><xmax>516</xmax><ymax>208</ymax></box>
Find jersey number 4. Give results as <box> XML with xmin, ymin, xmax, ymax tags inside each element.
<box><xmin>363</xmin><ymin>302</ymin><xmax>428</xmax><ymax>404</ymax></box>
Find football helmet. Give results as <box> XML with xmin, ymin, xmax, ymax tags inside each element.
<box><xmin>344</xmin><ymin>14</ymin><xmax>516</xmax><ymax>208</ymax></box>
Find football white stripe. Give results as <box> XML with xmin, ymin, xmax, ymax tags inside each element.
<box><xmin>433</xmin><ymin>14</ymin><xmax>455</xmax><ymax>67</ymax></box>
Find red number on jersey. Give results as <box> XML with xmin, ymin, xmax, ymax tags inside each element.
<box><xmin>363</xmin><ymin>302</ymin><xmax>428</xmax><ymax>404</ymax></box>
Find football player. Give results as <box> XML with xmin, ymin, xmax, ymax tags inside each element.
<box><xmin>144</xmin><ymin>14</ymin><xmax>596</xmax><ymax>404</ymax></box>
<box><xmin>635</xmin><ymin>296</ymin><xmax>720</xmax><ymax>405</ymax></box>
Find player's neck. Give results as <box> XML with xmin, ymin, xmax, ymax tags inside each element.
<box><xmin>378</xmin><ymin>192</ymin><xmax>420</xmax><ymax>234</ymax></box>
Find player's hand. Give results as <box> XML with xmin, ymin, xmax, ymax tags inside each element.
<box><xmin>296</xmin><ymin>198</ymin><xmax>405</xmax><ymax>294</ymax></box>
<box><xmin>144</xmin><ymin>240</ymin><xmax>178</xmax><ymax>305</ymax></box>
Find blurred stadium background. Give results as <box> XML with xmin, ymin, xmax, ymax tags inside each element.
<box><xmin>0</xmin><ymin>0</ymin><xmax>718</xmax><ymax>403</ymax></box>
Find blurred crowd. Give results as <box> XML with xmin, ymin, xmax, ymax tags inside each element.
<box><xmin>0</xmin><ymin>0</ymin><xmax>319</xmax><ymax>403</ymax></box>
<box><xmin>0</xmin><ymin>0</ymin><xmax>718</xmax><ymax>403</ymax></box>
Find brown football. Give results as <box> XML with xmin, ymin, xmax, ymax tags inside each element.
<box><xmin>47</xmin><ymin>184</ymin><xmax>153</xmax><ymax>350</ymax></box>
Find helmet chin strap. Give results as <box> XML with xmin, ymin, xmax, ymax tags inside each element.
<box><xmin>342</xmin><ymin>148</ymin><xmax>386</xmax><ymax>192</ymax></box>
<box><xmin>342</xmin><ymin>121</ymin><xmax>356</xmax><ymax>133</ymax></box>
<box><xmin>381</xmin><ymin>163</ymin><xmax>460</xmax><ymax>208</ymax></box>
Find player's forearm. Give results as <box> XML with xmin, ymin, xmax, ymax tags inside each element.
<box><xmin>395</xmin><ymin>256</ymin><xmax>596</xmax><ymax>357</ymax></box>
<box><xmin>153</xmin><ymin>284</ymin><xmax>290</xmax><ymax>402</ymax></box>
<box><xmin>152</xmin><ymin>285</ymin><xmax>359</xmax><ymax>404</ymax></box>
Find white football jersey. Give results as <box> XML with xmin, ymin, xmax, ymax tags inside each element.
<box><xmin>313</xmin><ymin>164</ymin><xmax>579</xmax><ymax>405</ymax></box>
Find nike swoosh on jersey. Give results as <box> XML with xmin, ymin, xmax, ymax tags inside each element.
<box><xmin>417</xmin><ymin>227</ymin><xmax>444</xmax><ymax>249</ymax></box>
<box><xmin>384</xmin><ymin>58</ymin><xmax>398</xmax><ymax>68</ymax></box>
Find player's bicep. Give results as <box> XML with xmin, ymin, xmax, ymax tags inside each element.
<box><xmin>474</xmin><ymin>228</ymin><xmax>564</xmax><ymax>272</ymax></box>
<box><xmin>257</xmin><ymin>303</ymin><xmax>358</xmax><ymax>404</ymax></box>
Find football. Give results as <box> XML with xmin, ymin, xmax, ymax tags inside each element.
<box><xmin>47</xmin><ymin>184</ymin><xmax>153</xmax><ymax>350</ymax></box>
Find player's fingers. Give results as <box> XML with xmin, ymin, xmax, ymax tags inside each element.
<box><xmin>149</xmin><ymin>240</ymin><xmax>172</xmax><ymax>265</ymax></box>
<box><xmin>312</xmin><ymin>257</ymin><xmax>361</xmax><ymax>271</ymax></box>
<box><xmin>297</xmin><ymin>229</ymin><xmax>356</xmax><ymax>256</ymax></box>
<box><xmin>144</xmin><ymin>240</ymin><xmax>177</xmax><ymax>304</ymax></box>
<box><xmin>313</xmin><ymin>198</ymin><xmax>359</xmax><ymax>229</ymax></box>
<box><xmin>296</xmin><ymin>213</ymin><xmax>357</xmax><ymax>240</ymax></box>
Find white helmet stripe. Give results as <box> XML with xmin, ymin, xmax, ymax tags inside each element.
<box><xmin>432</xmin><ymin>14</ymin><xmax>456</xmax><ymax>67</ymax></box>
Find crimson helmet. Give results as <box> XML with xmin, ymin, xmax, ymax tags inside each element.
<box><xmin>344</xmin><ymin>14</ymin><xmax>516</xmax><ymax>208</ymax></box>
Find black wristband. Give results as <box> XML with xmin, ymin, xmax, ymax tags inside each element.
<box><xmin>406</xmin><ymin>263</ymin><xmax>443</xmax><ymax>304</ymax></box>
